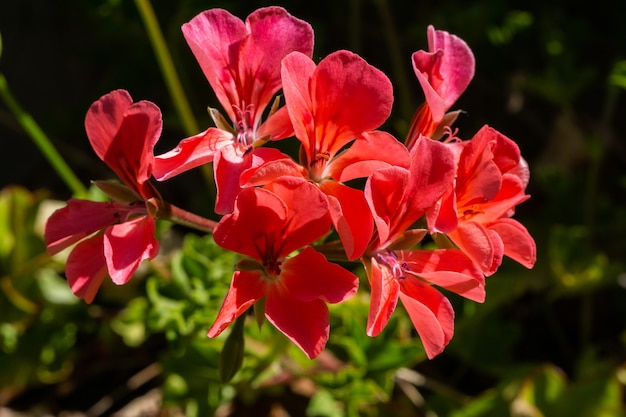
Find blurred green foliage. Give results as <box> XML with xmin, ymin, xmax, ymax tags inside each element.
<box><xmin>1</xmin><ymin>0</ymin><xmax>626</xmax><ymax>416</ymax></box>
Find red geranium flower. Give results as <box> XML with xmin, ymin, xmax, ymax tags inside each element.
<box><xmin>240</xmin><ymin>50</ymin><xmax>406</xmax><ymax>260</ymax></box>
<box><xmin>209</xmin><ymin>178</ymin><xmax>359</xmax><ymax>359</ymax></box>
<box><xmin>427</xmin><ymin>125</ymin><xmax>537</xmax><ymax>275</ymax></box>
<box><xmin>363</xmin><ymin>135</ymin><xmax>484</xmax><ymax>358</ymax></box>
<box><xmin>153</xmin><ymin>7</ymin><xmax>314</xmax><ymax>214</ymax></box>
<box><xmin>45</xmin><ymin>90</ymin><xmax>161</xmax><ymax>302</ymax></box>
<box><xmin>407</xmin><ymin>25</ymin><xmax>475</xmax><ymax>147</ymax></box>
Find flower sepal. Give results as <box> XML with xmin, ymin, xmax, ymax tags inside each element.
<box><xmin>208</xmin><ymin>107</ymin><xmax>237</xmax><ymax>135</ymax></box>
<box><xmin>387</xmin><ymin>229</ymin><xmax>428</xmax><ymax>251</ymax></box>
<box><xmin>254</xmin><ymin>297</ymin><xmax>266</xmax><ymax>329</ymax></box>
<box><xmin>92</xmin><ymin>180</ymin><xmax>138</xmax><ymax>203</ymax></box>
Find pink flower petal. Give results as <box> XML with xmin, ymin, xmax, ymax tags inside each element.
<box><xmin>182</xmin><ymin>9</ymin><xmax>249</xmax><ymax>122</ymax></box>
<box><xmin>103</xmin><ymin>215</ymin><xmax>159</xmax><ymax>285</ymax></box>
<box><xmin>85</xmin><ymin>90</ymin><xmax>162</xmax><ymax>198</ymax></box>
<box><xmin>365</xmin><ymin>257</ymin><xmax>401</xmax><ymax>337</ymax></box>
<box><xmin>328</xmin><ymin>130</ymin><xmax>411</xmax><ymax>182</ymax></box>
<box><xmin>213</xmin><ymin>145</ymin><xmax>255</xmax><ymax>214</ymax></box>
<box><xmin>265</xmin><ymin>285</ymin><xmax>330</xmax><ymax>359</ymax></box>
<box><xmin>281</xmin><ymin>247</ymin><xmax>358</xmax><ymax>303</ymax></box>
<box><xmin>401</xmin><ymin>249</ymin><xmax>485</xmax><ymax>302</ymax></box>
<box><xmin>84</xmin><ymin>89</ymin><xmax>133</xmax><ymax>161</ymax></box>
<box><xmin>365</xmin><ymin>166</ymin><xmax>410</xmax><ymax>245</ymax></box>
<box><xmin>265</xmin><ymin>178</ymin><xmax>332</xmax><ymax>257</ymax></box>
<box><xmin>448</xmin><ymin>221</ymin><xmax>501</xmax><ymax>276</ymax></box>
<box><xmin>153</xmin><ymin>128</ymin><xmax>233</xmax><ymax>181</ymax></box>
<box><xmin>257</xmin><ymin>106</ymin><xmax>296</xmax><ymax>140</ymax></box>
<box><xmin>280</xmin><ymin>51</ymin><xmax>317</xmax><ymax>149</ymax></box>
<box><xmin>406</xmin><ymin>135</ymin><xmax>456</xmax><ymax>215</ymax></box>
<box><xmin>311</xmin><ymin>50</ymin><xmax>393</xmax><ymax>156</ymax></box>
<box><xmin>282</xmin><ymin>50</ymin><xmax>393</xmax><ymax>165</ymax></box>
<box><xmin>45</xmin><ymin>199</ymin><xmax>126</xmax><ymax>255</ymax></box>
<box><xmin>398</xmin><ymin>278</ymin><xmax>455</xmax><ymax>359</ymax></box>
<box><xmin>412</xmin><ymin>26</ymin><xmax>475</xmax><ymax>123</ymax></box>
<box><xmin>183</xmin><ymin>7</ymin><xmax>313</xmax><ymax>125</ymax></box>
<box><xmin>213</xmin><ymin>187</ymin><xmax>288</xmax><ymax>260</ymax></box>
<box><xmin>239</xmin><ymin>7</ymin><xmax>314</xmax><ymax>124</ymax></box>
<box><xmin>488</xmin><ymin>218</ymin><xmax>536</xmax><ymax>269</ymax></box>
<box><xmin>66</xmin><ymin>234</ymin><xmax>108</xmax><ymax>304</ymax></box>
<box><xmin>240</xmin><ymin>152</ymin><xmax>306</xmax><ymax>187</ymax></box>
<box><xmin>319</xmin><ymin>180</ymin><xmax>373</xmax><ymax>260</ymax></box>
<box><xmin>208</xmin><ymin>270</ymin><xmax>267</xmax><ymax>338</ymax></box>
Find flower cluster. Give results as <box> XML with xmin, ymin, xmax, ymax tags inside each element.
<box><xmin>45</xmin><ymin>7</ymin><xmax>536</xmax><ymax>359</ymax></box>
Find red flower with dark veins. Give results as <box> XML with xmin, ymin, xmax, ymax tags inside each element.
<box><xmin>153</xmin><ymin>7</ymin><xmax>314</xmax><ymax>214</ymax></box>
<box><xmin>209</xmin><ymin>178</ymin><xmax>358</xmax><ymax>359</ymax></box>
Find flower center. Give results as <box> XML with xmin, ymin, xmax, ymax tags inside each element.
<box><xmin>309</xmin><ymin>151</ymin><xmax>330</xmax><ymax>182</ymax></box>
<box><xmin>112</xmin><ymin>201</ymin><xmax>148</xmax><ymax>223</ymax></box>
<box><xmin>376</xmin><ymin>250</ymin><xmax>410</xmax><ymax>280</ymax></box>
<box><xmin>233</xmin><ymin>104</ymin><xmax>256</xmax><ymax>154</ymax></box>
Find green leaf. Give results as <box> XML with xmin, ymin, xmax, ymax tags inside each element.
<box><xmin>219</xmin><ymin>314</ymin><xmax>245</xmax><ymax>383</ymax></box>
<box><xmin>307</xmin><ymin>388</ymin><xmax>345</xmax><ymax>417</ymax></box>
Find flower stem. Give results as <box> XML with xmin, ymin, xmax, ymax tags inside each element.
<box><xmin>133</xmin><ymin>0</ymin><xmax>199</xmax><ymax>136</ymax></box>
<box><xmin>163</xmin><ymin>202</ymin><xmax>218</xmax><ymax>234</ymax></box>
<box><xmin>0</xmin><ymin>73</ymin><xmax>88</xmax><ymax>198</ymax></box>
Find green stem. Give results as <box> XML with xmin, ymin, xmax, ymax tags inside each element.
<box><xmin>134</xmin><ymin>0</ymin><xmax>215</xmax><ymax>187</ymax></box>
<box><xmin>134</xmin><ymin>0</ymin><xmax>199</xmax><ymax>136</ymax></box>
<box><xmin>0</xmin><ymin>73</ymin><xmax>88</xmax><ymax>198</ymax></box>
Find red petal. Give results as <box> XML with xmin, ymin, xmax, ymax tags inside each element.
<box><xmin>213</xmin><ymin>187</ymin><xmax>287</xmax><ymax>260</ymax></box>
<box><xmin>426</xmin><ymin>25</ymin><xmax>475</xmax><ymax>108</ymax></box>
<box><xmin>328</xmin><ymin>130</ymin><xmax>411</xmax><ymax>182</ymax></box>
<box><xmin>401</xmin><ymin>249</ymin><xmax>485</xmax><ymax>302</ymax></box>
<box><xmin>456</xmin><ymin>126</ymin><xmax>521</xmax><ymax>207</ymax></box>
<box><xmin>183</xmin><ymin>7</ymin><xmax>313</xmax><ymax>125</ymax></box>
<box><xmin>240</xmin><ymin>152</ymin><xmax>306</xmax><ymax>187</ymax></box>
<box><xmin>266</xmin><ymin>178</ymin><xmax>332</xmax><ymax>257</ymax></box>
<box><xmin>103</xmin><ymin>215</ymin><xmax>159</xmax><ymax>285</ymax></box>
<box><xmin>257</xmin><ymin>106</ymin><xmax>296</xmax><ymax>140</ymax></box>
<box><xmin>265</xmin><ymin>285</ymin><xmax>330</xmax><ymax>359</ymax></box>
<box><xmin>426</xmin><ymin>183</ymin><xmax>458</xmax><ymax>234</ymax></box>
<box><xmin>448</xmin><ymin>221</ymin><xmax>500</xmax><ymax>275</ymax></box>
<box><xmin>488</xmin><ymin>218</ymin><xmax>536</xmax><ymax>269</ymax></box>
<box><xmin>85</xmin><ymin>90</ymin><xmax>162</xmax><ymax>198</ymax></box>
<box><xmin>182</xmin><ymin>9</ymin><xmax>248</xmax><ymax>122</ymax></box>
<box><xmin>153</xmin><ymin>128</ymin><xmax>233</xmax><ymax>181</ymax></box>
<box><xmin>280</xmin><ymin>246</ymin><xmax>358</xmax><ymax>303</ymax></box>
<box><xmin>84</xmin><ymin>89</ymin><xmax>133</xmax><ymax>162</ymax></box>
<box><xmin>240</xmin><ymin>7</ymin><xmax>314</xmax><ymax>121</ymax></box>
<box><xmin>320</xmin><ymin>180</ymin><xmax>373</xmax><ymax>260</ymax></box>
<box><xmin>412</xmin><ymin>50</ymin><xmax>447</xmax><ymax>123</ymax></box>
<box><xmin>365</xmin><ymin>166</ymin><xmax>409</xmax><ymax>245</ymax></box>
<box><xmin>365</xmin><ymin>257</ymin><xmax>401</xmax><ymax>337</ymax></box>
<box><xmin>213</xmin><ymin>145</ymin><xmax>253</xmax><ymax>214</ymax></box>
<box><xmin>280</xmin><ymin>51</ymin><xmax>317</xmax><ymax>152</ymax></box>
<box><xmin>412</xmin><ymin>26</ymin><xmax>474</xmax><ymax>123</ymax></box>
<box><xmin>310</xmin><ymin>50</ymin><xmax>393</xmax><ymax>156</ymax></box>
<box><xmin>45</xmin><ymin>199</ymin><xmax>124</xmax><ymax>255</ymax></box>
<box><xmin>66</xmin><ymin>234</ymin><xmax>108</xmax><ymax>304</ymax></box>
<box><xmin>406</xmin><ymin>135</ymin><xmax>456</xmax><ymax>215</ymax></box>
<box><xmin>398</xmin><ymin>278</ymin><xmax>455</xmax><ymax>359</ymax></box>
<box><xmin>471</xmin><ymin>174</ymin><xmax>529</xmax><ymax>223</ymax></box>
<box><xmin>208</xmin><ymin>270</ymin><xmax>266</xmax><ymax>338</ymax></box>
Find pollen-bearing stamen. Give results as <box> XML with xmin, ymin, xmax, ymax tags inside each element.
<box><xmin>232</xmin><ymin>104</ymin><xmax>256</xmax><ymax>153</ymax></box>
<box><xmin>376</xmin><ymin>250</ymin><xmax>408</xmax><ymax>280</ymax></box>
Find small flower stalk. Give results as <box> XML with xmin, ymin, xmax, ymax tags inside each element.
<box><xmin>45</xmin><ymin>7</ymin><xmax>536</xmax><ymax>359</ymax></box>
